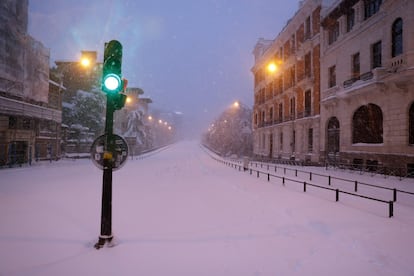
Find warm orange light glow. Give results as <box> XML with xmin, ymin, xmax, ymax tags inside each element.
<box><xmin>267</xmin><ymin>62</ymin><xmax>277</xmax><ymax>73</ymax></box>
<box><xmin>126</xmin><ymin>97</ymin><xmax>132</xmax><ymax>104</ymax></box>
<box><xmin>80</xmin><ymin>58</ymin><xmax>91</xmax><ymax>67</ymax></box>
<box><xmin>233</xmin><ymin>101</ymin><xmax>240</xmax><ymax>108</ymax></box>
<box><xmin>148</xmin><ymin>115</ymin><xmax>153</xmax><ymax>121</ymax></box>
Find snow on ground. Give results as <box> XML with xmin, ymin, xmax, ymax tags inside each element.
<box><xmin>0</xmin><ymin>140</ymin><xmax>414</xmax><ymax>276</ymax></box>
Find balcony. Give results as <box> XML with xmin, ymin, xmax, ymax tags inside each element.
<box><xmin>341</xmin><ymin>69</ymin><xmax>386</xmax><ymax>93</ymax></box>
<box><xmin>388</xmin><ymin>53</ymin><xmax>407</xmax><ymax>72</ymax></box>
<box><xmin>297</xmin><ymin>110</ymin><xmax>313</xmax><ymax>119</ymax></box>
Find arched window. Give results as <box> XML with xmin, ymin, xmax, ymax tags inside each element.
<box><xmin>392</xmin><ymin>18</ymin><xmax>403</xmax><ymax>57</ymax></box>
<box><xmin>409</xmin><ymin>103</ymin><xmax>414</xmax><ymax>145</ymax></box>
<box><xmin>352</xmin><ymin>104</ymin><xmax>383</xmax><ymax>144</ymax></box>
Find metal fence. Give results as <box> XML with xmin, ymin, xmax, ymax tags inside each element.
<box><xmin>203</xmin><ymin>147</ymin><xmax>414</xmax><ymax>218</ymax></box>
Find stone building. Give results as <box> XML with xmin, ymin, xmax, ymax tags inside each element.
<box><xmin>0</xmin><ymin>0</ymin><xmax>62</xmax><ymax>165</ymax></box>
<box><xmin>320</xmin><ymin>0</ymin><xmax>414</xmax><ymax>173</ymax></box>
<box><xmin>252</xmin><ymin>0</ymin><xmax>322</xmax><ymax>164</ymax></box>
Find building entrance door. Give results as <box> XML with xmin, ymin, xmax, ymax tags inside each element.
<box><xmin>327</xmin><ymin>117</ymin><xmax>340</xmax><ymax>164</ymax></box>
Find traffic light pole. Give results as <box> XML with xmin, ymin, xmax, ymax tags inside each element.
<box><xmin>95</xmin><ymin>40</ymin><xmax>124</xmax><ymax>249</ymax></box>
<box><xmin>95</xmin><ymin>97</ymin><xmax>115</xmax><ymax>249</ymax></box>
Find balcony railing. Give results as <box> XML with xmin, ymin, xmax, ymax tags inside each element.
<box><xmin>342</xmin><ymin>71</ymin><xmax>373</xmax><ymax>89</ymax></box>
<box><xmin>255</xmin><ymin>111</ymin><xmax>315</xmax><ymax>129</ymax></box>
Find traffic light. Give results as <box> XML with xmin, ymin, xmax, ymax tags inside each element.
<box><xmin>112</xmin><ymin>93</ymin><xmax>127</xmax><ymax>110</ymax></box>
<box><xmin>102</xmin><ymin>40</ymin><xmax>123</xmax><ymax>94</ymax></box>
<box><xmin>108</xmin><ymin>78</ymin><xmax>128</xmax><ymax>110</ymax></box>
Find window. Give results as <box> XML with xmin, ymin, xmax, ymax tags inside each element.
<box><xmin>266</xmin><ymin>83</ymin><xmax>273</xmax><ymax>99</ymax></box>
<box><xmin>305</xmin><ymin>90</ymin><xmax>312</xmax><ymax>117</ymax></box>
<box><xmin>279</xmin><ymin>103</ymin><xmax>283</xmax><ymax>122</ymax></box>
<box><xmin>347</xmin><ymin>9</ymin><xmax>355</xmax><ymax>32</ymax></box>
<box><xmin>308</xmin><ymin>128</ymin><xmax>313</xmax><ymax>152</ymax></box>
<box><xmin>392</xmin><ymin>18</ymin><xmax>403</xmax><ymax>57</ymax></box>
<box><xmin>280</xmin><ymin>132</ymin><xmax>283</xmax><ymax>151</ymax></box>
<box><xmin>372</xmin><ymin>41</ymin><xmax>382</xmax><ymax>68</ymax></box>
<box><xmin>290</xmin><ymin>97</ymin><xmax>296</xmax><ymax>120</ymax></box>
<box><xmin>291</xmin><ymin>34</ymin><xmax>296</xmax><ymax>54</ymax></box>
<box><xmin>290</xmin><ymin>66</ymin><xmax>296</xmax><ymax>86</ymax></box>
<box><xmin>22</xmin><ymin>118</ymin><xmax>32</xmax><ymax>130</ymax></box>
<box><xmin>352</xmin><ymin>104</ymin><xmax>383</xmax><ymax>144</ymax></box>
<box><xmin>271</xmin><ymin>81</ymin><xmax>276</xmax><ymax>96</ymax></box>
<box><xmin>304</xmin><ymin>52</ymin><xmax>311</xmax><ymax>78</ymax></box>
<box><xmin>9</xmin><ymin>116</ymin><xmax>17</xmax><ymax>129</ymax></box>
<box><xmin>254</xmin><ymin>113</ymin><xmax>258</xmax><ymax>125</ymax></box>
<box><xmin>409</xmin><ymin>103</ymin><xmax>414</xmax><ymax>145</ymax></box>
<box><xmin>292</xmin><ymin>130</ymin><xmax>296</xmax><ymax>153</ymax></box>
<box><xmin>305</xmin><ymin>16</ymin><xmax>311</xmax><ymax>40</ymax></box>
<box><xmin>277</xmin><ymin>76</ymin><xmax>283</xmax><ymax>94</ymax></box>
<box><xmin>262</xmin><ymin>133</ymin><xmax>266</xmax><ymax>150</ymax></box>
<box><xmin>328</xmin><ymin>21</ymin><xmax>340</xmax><ymax>45</ymax></box>
<box><xmin>364</xmin><ymin>0</ymin><xmax>382</xmax><ymax>19</ymax></box>
<box><xmin>327</xmin><ymin>117</ymin><xmax>340</xmax><ymax>154</ymax></box>
<box><xmin>352</xmin><ymin>52</ymin><xmax>360</xmax><ymax>78</ymax></box>
<box><xmin>329</xmin><ymin>65</ymin><xmax>336</xmax><ymax>88</ymax></box>
<box><xmin>269</xmin><ymin>107</ymin><xmax>274</xmax><ymax>123</ymax></box>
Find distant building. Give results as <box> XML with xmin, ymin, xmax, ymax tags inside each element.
<box><xmin>0</xmin><ymin>0</ymin><xmax>62</xmax><ymax>165</ymax></box>
<box><xmin>320</xmin><ymin>0</ymin><xmax>414</xmax><ymax>172</ymax></box>
<box><xmin>252</xmin><ymin>0</ymin><xmax>322</xmax><ymax>164</ymax></box>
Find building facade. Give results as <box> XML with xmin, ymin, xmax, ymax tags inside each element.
<box><xmin>0</xmin><ymin>0</ymin><xmax>62</xmax><ymax>165</ymax></box>
<box><xmin>252</xmin><ymin>0</ymin><xmax>322</xmax><ymax>164</ymax></box>
<box><xmin>320</xmin><ymin>0</ymin><xmax>414</xmax><ymax>172</ymax></box>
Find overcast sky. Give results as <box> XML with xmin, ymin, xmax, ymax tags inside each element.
<box><xmin>28</xmin><ymin>0</ymin><xmax>299</xmax><ymax>136</ymax></box>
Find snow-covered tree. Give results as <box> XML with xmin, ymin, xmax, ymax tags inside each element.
<box><xmin>62</xmin><ymin>89</ymin><xmax>105</xmax><ymax>136</ymax></box>
<box><xmin>203</xmin><ymin>102</ymin><xmax>253</xmax><ymax>157</ymax></box>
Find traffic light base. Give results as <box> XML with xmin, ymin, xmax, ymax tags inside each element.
<box><xmin>94</xmin><ymin>235</ymin><xmax>115</xmax><ymax>249</ymax></box>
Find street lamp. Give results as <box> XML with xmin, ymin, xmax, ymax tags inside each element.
<box><xmin>81</xmin><ymin>57</ymin><xmax>91</xmax><ymax>67</ymax></box>
<box><xmin>267</xmin><ymin>59</ymin><xmax>283</xmax><ymax>74</ymax></box>
<box><xmin>267</xmin><ymin>62</ymin><xmax>278</xmax><ymax>73</ymax></box>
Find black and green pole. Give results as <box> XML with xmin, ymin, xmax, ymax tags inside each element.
<box><xmin>95</xmin><ymin>40</ymin><xmax>126</xmax><ymax>249</ymax></box>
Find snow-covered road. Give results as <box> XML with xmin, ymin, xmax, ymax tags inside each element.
<box><xmin>1</xmin><ymin>140</ymin><xmax>413</xmax><ymax>276</ymax></box>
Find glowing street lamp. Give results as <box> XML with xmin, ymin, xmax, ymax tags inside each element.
<box><xmin>81</xmin><ymin>57</ymin><xmax>91</xmax><ymax>67</ymax></box>
<box><xmin>267</xmin><ymin>62</ymin><xmax>277</xmax><ymax>73</ymax></box>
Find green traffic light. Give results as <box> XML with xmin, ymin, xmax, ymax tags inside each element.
<box><xmin>102</xmin><ymin>40</ymin><xmax>123</xmax><ymax>94</ymax></box>
<box><xmin>103</xmin><ymin>73</ymin><xmax>122</xmax><ymax>92</ymax></box>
